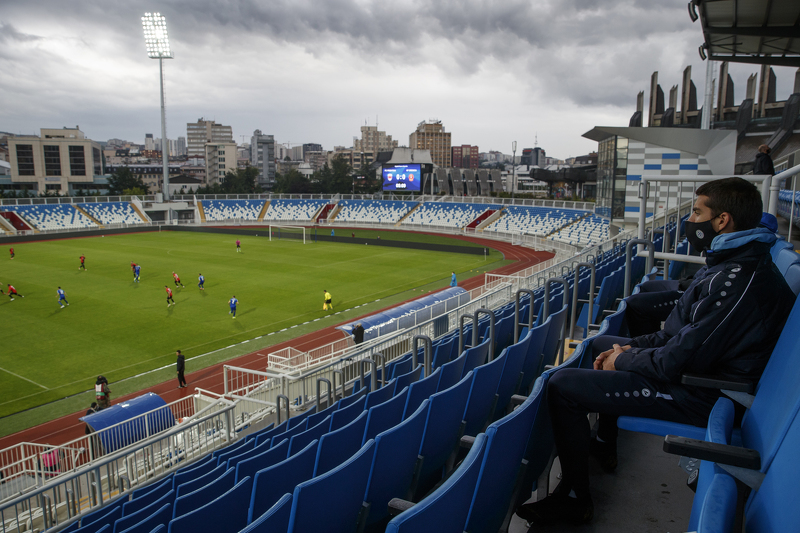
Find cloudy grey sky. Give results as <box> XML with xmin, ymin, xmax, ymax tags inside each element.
<box><xmin>1</xmin><ymin>1</ymin><xmax>797</xmax><ymax>159</ymax></box>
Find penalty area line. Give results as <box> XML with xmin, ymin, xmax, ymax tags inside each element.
<box><xmin>0</xmin><ymin>367</ymin><xmax>48</xmax><ymax>390</ymax></box>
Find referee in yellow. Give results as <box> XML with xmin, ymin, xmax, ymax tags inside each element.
<box><xmin>323</xmin><ymin>289</ymin><xmax>333</xmax><ymax>311</ymax></box>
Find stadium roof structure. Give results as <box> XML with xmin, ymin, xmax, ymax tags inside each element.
<box><xmin>690</xmin><ymin>0</ymin><xmax>800</xmax><ymax>67</ymax></box>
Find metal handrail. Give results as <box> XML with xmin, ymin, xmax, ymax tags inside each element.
<box><xmin>569</xmin><ymin>262</ymin><xmax>596</xmax><ymax>341</ymax></box>
<box><xmin>514</xmin><ymin>289</ymin><xmax>536</xmax><ymax>343</ymax></box>
<box><xmin>412</xmin><ymin>335</ymin><xmax>433</xmax><ymax>377</ymax></box>
<box><xmin>625</xmin><ymin>239</ymin><xmax>655</xmax><ymax>298</ymax></box>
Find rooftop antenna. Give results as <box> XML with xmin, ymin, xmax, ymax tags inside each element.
<box><xmin>534</xmin><ymin>133</ymin><xmax>538</xmax><ymax>148</ymax></box>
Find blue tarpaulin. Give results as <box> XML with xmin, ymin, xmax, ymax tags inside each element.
<box><xmin>337</xmin><ymin>287</ymin><xmax>468</xmax><ymax>342</ymax></box>
<box><xmin>80</xmin><ymin>393</ymin><xmax>175</xmax><ymax>454</ymax></box>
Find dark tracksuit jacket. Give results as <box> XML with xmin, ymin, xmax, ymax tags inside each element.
<box><xmin>614</xmin><ymin>229</ymin><xmax>795</xmax><ymax>410</ymax></box>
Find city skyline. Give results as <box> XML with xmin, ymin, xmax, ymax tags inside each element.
<box><xmin>2</xmin><ymin>1</ymin><xmax>799</xmax><ymax>160</ymax></box>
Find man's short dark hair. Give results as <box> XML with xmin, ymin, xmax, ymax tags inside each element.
<box><xmin>696</xmin><ymin>177</ymin><xmax>762</xmax><ymax>231</ymax></box>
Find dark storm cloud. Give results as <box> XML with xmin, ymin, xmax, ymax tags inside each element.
<box><xmin>1</xmin><ymin>0</ymin><xmax>738</xmax><ymax>155</ymax></box>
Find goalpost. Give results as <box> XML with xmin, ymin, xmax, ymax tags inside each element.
<box><xmin>268</xmin><ymin>225</ymin><xmax>312</xmax><ymax>244</ymax></box>
<box><xmin>511</xmin><ymin>232</ymin><xmax>525</xmax><ymax>246</ymax></box>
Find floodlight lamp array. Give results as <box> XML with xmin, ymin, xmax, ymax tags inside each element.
<box><xmin>142</xmin><ymin>12</ymin><xmax>173</xmax><ymax>59</ymax></box>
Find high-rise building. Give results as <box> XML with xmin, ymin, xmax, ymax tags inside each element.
<box><xmin>302</xmin><ymin>143</ymin><xmax>323</xmax><ymax>154</ymax></box>
<box><xmin>352</xmin><ymin>126</ymin><xmax>398</xmax><ymax>171</ymax></box>
<box><xmin>144</xmin><ymin>133</ymin><xmax>155</xmax><ymax>151</ymax></box>
<box><xmin>451</xmin><ymin>144</ymin><xmax>479</xmax><ymax>169</ymax></box>
<box><xmin>187</xmin><ymin>118</ymin><xmax>233</xmax><ymax>158</ymax></box>
<box><xmin>250</xmin><ymin>130</ymin><xmax>276</xmax><ymax>189</ymax></box>
<box><xmin>521</xmin><ymin>147</ymin><xmax>547</xmax><ymax>167</ymax></box>
<box><xmin>409</xmin><ymin>120</ymin><xmax>451</xmax><ymax>168</ymax></box>
<box><xmin>177</xmin><ymin>137</ymin><xmax>187</xmax><ymax>157</ymax></box>
<box><xmin>291</xmin><ymin>145</ymin><xmax>304</xmax><ymax>161</ymax></box>
<box><xmin>205</xmin><ymin>142</ymin><xmax>237</xmax><ymax>185</ymax></box>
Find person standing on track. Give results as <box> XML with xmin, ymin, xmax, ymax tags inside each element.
<box><xmin>450</xmin><ymin>271</ymin><xmax>457</xmax><ymax>287</ymax></box>
<box><xmin>79</xmin><ymin>255</ymin><xmax>86</xmax><ymax>271</ymax></box>
<box><xmin>323</xmin><ymin>289</ymin><xmax>333</xmax><ymax>311</ymax></box>
<box><xmin>229</xmin><ymin>295</ymin><xmax>238</xmax><ymax>318</ymax></box>
<box><xmin>95</xmin><ymin>376</ymin><xmax>111</xmax><ymax>409</ymax></box>
<box><xmin>57</xmin><ymin>287</ymin><xmax>69</xmax><ymax>308</ymax></box>
<box><xmin>176</xmin><ymin>350</ymin><xmax>187</xmax><ymax>388</ymax></box>
<box><xmin>165</xmin><ymin>285</ymin><xmax>175</xmax><ymax>307</ymax></box>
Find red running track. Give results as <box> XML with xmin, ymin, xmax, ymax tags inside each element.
<box><xmin>0</xmin><ymin>235</ymin><xmax>552</xmax><ymax>449</ymax></box>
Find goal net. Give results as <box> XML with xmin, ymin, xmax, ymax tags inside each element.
<box><xmin>511</xmin><ymin>233</ymin><xmax>525</xmax><ymax>246</ymax></box>
<box><xmin>269</xmin><ymin>225</ymin><xmax>310</xmax><ymax>244</ymax></box>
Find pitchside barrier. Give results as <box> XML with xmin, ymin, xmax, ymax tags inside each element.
<box><xmin>0</xmin><ymin>402</ymin><xmax>236</xmax><ymax>533</ymax></box>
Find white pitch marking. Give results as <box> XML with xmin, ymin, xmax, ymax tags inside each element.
<box><xmin>0</xmin><ymin>367</ymin><xmax>48</xmax><ymax>389</ymax></box>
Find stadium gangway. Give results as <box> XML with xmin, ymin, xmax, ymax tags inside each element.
<box><xmin>0</xmin><ymin>403</ymin><xmax>237</xmax><ymax>533</ymax></box>
<box><xmin>0</xmin><ymin>395</ymin><xmax>220</xmax><ymax>505</ymax></box>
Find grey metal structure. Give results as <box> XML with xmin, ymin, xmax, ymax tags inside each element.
<box><xmin>463</xmin><ymin>170</ymin><xmax>478</xmax><ymax>196</ymax></box>
<box><xmin>451</xmin><ymin>168</ymin><xmax>465</xmax><ymax>196</ymax></box>
<box><xmin>477</xmin><ymin>170</ymin><xmax>491</xmax><ymax>195</ymax></box>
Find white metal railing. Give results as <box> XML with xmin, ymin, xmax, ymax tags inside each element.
<box><xmin>222</xmin><ymin>280</ymin><xmax>514</xmax><ymax>417</ymax></box>
<box><xmin>0</xmin><ymin>403</ymin><xmax>236</xmax><ymax>533</ymax></box>
<box><xmin>0</xmin><ymin>396</ymin><xmax>208</xmax><ymax>505</ymax></box>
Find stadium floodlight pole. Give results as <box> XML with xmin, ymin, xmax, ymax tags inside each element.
<box><xmin>511</xmin><ymin>141</ymin><xmax>517</xmax><ymax>202</ymax></box>
<box><xmin>142</xmin><ymin>12</ymin><xmax>173</xmax><ymax>202</ymax></box>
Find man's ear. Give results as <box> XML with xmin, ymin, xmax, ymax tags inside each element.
<box><xmin>715</xmin><ymin>212</ymin><xmax>734</xmax><ymax>233</ymax></box>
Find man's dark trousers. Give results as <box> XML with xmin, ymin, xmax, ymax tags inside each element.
<box><xmin>547</xmin><ymin>335</ymin><xmax>713</xmax><ymax>499</ymax></box>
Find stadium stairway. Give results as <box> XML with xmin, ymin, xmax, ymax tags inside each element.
<box><xmin>476</xmin><ymin>207</ymin><xmax>505</xmax><ymax>231</ymax></box>
<box><xmin>256</xmin><ymin>201</ymin><xmax>269</xmax><ymax>222</ymax></box>
<box><xmin>74</xmin><ymin>205</ymin><xmax>103</xmax><ymax>228</ymax></box>
<box><xmin>394</xmin><ymin>204</ymin><xmax>421</xmax><ymax>227</ymax></box>
<box><xmin>196</xmin><ymin>201</ymin><xmax>206</xmax><ymax>223</ymax></box>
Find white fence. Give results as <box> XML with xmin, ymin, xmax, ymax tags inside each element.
<box><xmin>0</xmin><ymin>403</ymin><xmax>236</xmax><ymax>533</ymax></box>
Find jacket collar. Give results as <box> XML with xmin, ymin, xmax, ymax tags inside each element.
<box><xmin>705</xmin><ymin>227</ymin><xmax>776</xmax><ymax>266</ymax></box>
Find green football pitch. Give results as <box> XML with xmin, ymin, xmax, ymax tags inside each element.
<box><xmin>0</xmin><ymin>230</ymin><xmax>503</xmax><ymax>418</ymax></box>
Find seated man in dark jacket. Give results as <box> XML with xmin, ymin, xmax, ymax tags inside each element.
<box><xmin>517</xmin><ymin>177</ymin><xmax>796</xmax><ymax>526</ymax></box>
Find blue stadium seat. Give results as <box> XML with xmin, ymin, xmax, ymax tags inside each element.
<box><xmin>116</xmin><ymin>504</ymin><xmax>171</xmax><ymax>533</ymax></box>
<box><xmin>238</xmin><ymin>494</ymin><xmax>292</xmax><ymax>533</ymax></box>
<box><xmin>384</xmin><ymin>433</ymin><xmax>488</xmax><ymax>533</ymax></box>
<box><xmin>436</xmin><ymin>352</ymin><xmax>467</xmax><ymax>392</ymax></box>
<box><xmin>288</xmin><ymin>415</ymin><xmax>332</xmax><ymax>455</ymax></box>
<box><xmin>174</xmin><ymin>464</ymin><xmax>226</xmax><ymax>498</ymax></box>
<box><xmin>287</xmin><ymin>440</ymin><xmax>376</xmax><ymax>533</ymax></box>
<box><xmin>247</xmin><ymin>439</ymin><xmax>318</xmax><ymax>523</ymax></box>
<box><xmin>460</xmin><ymin>337</ymin><xmax>491</xmax><ymax>378</ymax></box>
<box><xmin>115</xmin><ymin>491</ymin><xmax>174</xmax><ymax>533</ymax></box>
<box><xmin>363</xmin><ymin>386</ymin><xmax>409</xmax><ymax>443</ymax></box>
<box><xmin>393</xmin><ymin>364</ymin><xmax>422</xmax><ymax>396</ymax></box>
<box><xmin>329</xmin><ymin>394</ymin><xmax>367</xmax><ymax>431</ymax></box>
<box><xmin>286</xmin><ymin>405</ymin><xmax>317</xmax><ymax>430</ymax></box>
<box><xmin>402</xmin><ymin>367</ymin><xmax>441</xmax><ymax>419</ymax></box>
<box><xmin>518</xmin><ymin>321</ymin><xmax>549</xmax><ymax>396</ymax></box>
<box><xmin>173</xmin><ymin>467</ymin><xmax>236</xmax><ymax>519</ymax></box>
<box><xmin>362</xmin><ymin>400</ymin><xmax>430</xmax><ymax>529</ymax></box>
<box><xmin>365</xmin><ymin>378</ymin><xmax>397</xmax><ymax>409</ymax></box>
<box><xmin>123</xmin><ymin>478</ymin><xmax>174</xmax><ymax>516</ymax></box>
<box><xmin>493</xmin><ymin>334</ymin><xmax>531</xmax><ymax>421</ymax></box>
<box><xmin>462</xmin><ymin>350</ymin><xmax>505</xmax><ymax>437</ymax></box>
<box><xmin>77</xmin><ymin>505</ymin><xmax>121</xmax><ymax>533</ymax></box>
<box><xmin>389</xmin><ymin>356</ymin><xmax>414</xmax><ymax>379</ymax></box>
<box><xmin>415</xmin><ymin>372</ymin><xmax>474</xmax><ymax>497</ymax></box>
<box><xmin>167</xmin><ymin>477</ymin><xmax>253</xmax><ymax>533</ymax></box>
<box><xmin>235</xmin><ymin>438</ymin><xmax>289</xmax><ymax>483</ymax></box>
<box><xmin>171</xmin><ymin>457</ymin><xmax>215</xmax><ymax>490</ymax></box>
<box><xmin>225</xmin><ymin>439</ymin><xmax>272</xmax><ymax>470</ymax></box>
<box><xmin>314</xmin><ymin>410</ymin><xmax>369</xmax><ymax>477</ymax></box>
<box><xmin>215</xmin><ymin>439</ymin><xmax>255</xmax><ymax>466</ymax></box>
<box><xmin>304</xmin><ymin>401</ymin><xmax>338</xmax><ymax>428</ymax></box>
<box><xmin>465</xmin><ymin>380</ymin><xmax>545</xmax><ymax>532</ymax></box>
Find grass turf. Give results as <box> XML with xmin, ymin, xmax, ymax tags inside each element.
<box><xmin>0</xmin><ymin>230</ymin><xmax>504</xmax><ymax>419</ymax></box>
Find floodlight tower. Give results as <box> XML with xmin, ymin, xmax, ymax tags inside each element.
<box><xmin>142</xmin><ymin>12</ymin><xmax>173</xmax><ymax>201</ymax></box>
